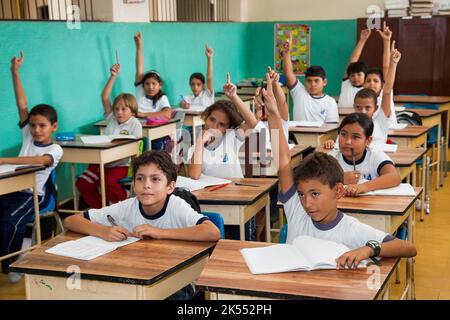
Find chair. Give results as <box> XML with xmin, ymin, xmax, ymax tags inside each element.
<box><xmin>119</xmin><ymin>138</ymin><xmax>148</xmax><ymax>197</ymax></box>
<box><xmin>279</xmin><ymin>224</ymin><xmax>288</xmax><ymax>244</ymax></box>
<box><xmin>202</xmin><ymin>212</ymin><xmax>225</xmax><ymax>239</ymax></box>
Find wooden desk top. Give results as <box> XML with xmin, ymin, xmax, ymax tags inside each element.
<box><xmin>0</xmin><ymin>166</ymin><xmax>45</xmax><ymax>180</ymax></box>
<box><xmin>192</xmin><ymin>178</ymin><xmax>278</xmax><ymax>206</ymax></box>
<box><xmin>93</xmin><ymin>119</ymin><xmax>180</xmax><ymax>129</ymax></box>
<box><xmin>338</xmin><ymin>187</ymin><xmax>422</xmax><ymax>216</ymax></box>
<box><xmin>394</xmin><ymin>95</ymin><xmax>450</xmax><ymax>104</ymax></box>
<box><xmin>388</xmin><ymin>125</ymin><xmax>430</xmax><ymax>137</ymax></box>
<box><xmin>239</xmin><ymin>145</ymin><xmax>313</xmax><ymax>159</ymax></box>
<box><xmin>55</xmin><ymin>136</ymin><xmax>143</xmax><ymax>150</ymax></box>
<box><xmin>389</xmin><ymin>148</ymin><xmax>427</xmax><ymax>167</ymax></box>
<box><xmin>338</xmin><ymin>107</ymin><xmax>355</xmax><ymax>116</ymax></box>
<box><xmin>289</xmin><ymin>123</ymin><xmax>340</xmax><ymax>134</ymax></box>
<box><xmin>196</xmin><ymin>239</ymin><xmax>399</xmax><ymax>300</ymax></box>
<box><xmin>11</xmin><ymin>232</ymin><xmax>216</xmax><ymax>286</ymax></box>
<box><xmin>405</xmin><ymin>108</ymin><xmax>445</xmax><ymax>118</ymax></box>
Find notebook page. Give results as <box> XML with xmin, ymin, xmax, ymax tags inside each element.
<box><xmin>362</xmin><ymin>183</ymin><xmax>416</xmax><ymax>196</ymax></box>
<box><xmin>80</xmin><ymin>135</ymin><xmax>112</xmax><ymax>144</ymax></box>
<box><xmin>176</xmin><ymin>175</ymin><xmax>232</xmax><ymax>191</ymax></box>
<box><xmin>370</xmin><ymin>143</ymin><xmax>398</xmax><ymax>153</ymax></box>
<box><xmin>289</xmin><ymin>121</ymin><xmax>324</xmax><ymax>128</ymax></box>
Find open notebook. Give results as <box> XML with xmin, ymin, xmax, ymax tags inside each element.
<box><xmin>390</xmin><ymin>123</ymin><xmax>408</xmax><ymax>130</ymax></box>
<box><xmin>46</xmin><ymin>236</ymin><xmax>140</xmax><ymax>261</ymax></box>
<box><xmin>80</xmin><ymin>135</ymin><xmax>137</xmax><ymax>144</ymax></box>
<box><xmin>370</xmin><ymin>143</ymin><xmax>398</xmax><ymax>153</ymax></box>
<box><xmin>176</xmin><ymin>175</ymin><xmax>232</xmax><ymax>192</ymax></box>
<box><xmin>0</xmin><ymin>164</ymin><xmax>42</xmax><ymax>175</ymax></box>
<box><xmin>289</xmin><ymin>121</ymin><xmax>324</xmax><ymax>128</ymax></box>
<box><xmin>361</xmin><ymin>183</ymin><xmax>416</xmax><ymax>196</ymax></box>
<box><xmin>241</xmin><ymin>235</ymin><xmax>366</xmax><ymax>275</ymax></box>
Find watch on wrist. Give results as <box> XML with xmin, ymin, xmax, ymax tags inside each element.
<box><xmin>365</xmin><ymin>240</ymin><xmax>381</xmax><ymax>257</ymax></box>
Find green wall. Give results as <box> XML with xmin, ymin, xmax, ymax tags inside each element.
<box><xmin>0</xmin><ymin>20</ymin><xmax>356</xmax><ymax>200</ymax></box>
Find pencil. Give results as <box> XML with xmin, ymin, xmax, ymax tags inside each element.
<box><xmin>115</xmin><ymin>49</ymin><xmax>119</xmax><ymax>65</ymax></box>
<box><xmin>235</xmin><ymin>183</ymin><xmax>259</xmax><ymax>187</ymax></box>
<box><xmin>352</xmin><ymin>148</ymin><xmax>356</xmax><ymax>172</ymax></box>
<box><xmin>208</xmin><ymin>183</ymin><xmax>230</xmax><ymax>192</ymax></box>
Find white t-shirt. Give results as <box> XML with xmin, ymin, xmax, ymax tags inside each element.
<box><xmin>332</xmin><ymin>148</ymin><xmax>394</xmax><ymax>182</ymax></box>
<box><xmin>182</xmin><ymin>89</ymin><xmax>214</xmax><ymax>111</ymax></box>
<box><xmin>254</xmin><ymin>120</ymin><xmax>289</xmax><ymax>150</ymax></box>
<box><xmin>135</xmin><ymin>83</ymin><xmax>171</xmax><ymax>113</ymax></box>
<box><xmin>86</xmin><ymin>195</ymin><xmax>208</xmax><ymax>232</ymax></box>
<box><xmin>338</xmin><ymin>79</ymin><xmax>363</xmax><ymax>108</ymax></box>
<box><xmin>104</xmin><ymin>113</ymin><xmax>143</xmax><ymax>167</ymax></box>
<box><xmin>377</xmin><ymin>90</ymin><xmax>397</xmax><ymax>125</ymax></box>
<box><xmin>372</xmin><ymin>106</ymin><xmax>392</xmax><ymax>145</ymax></box>
<box><xmin>280</xmin><ymin>184</ymin><xmax>394</xmax><ymax>246</ymax></box>
<box><xmin>19</xmin><ymin>121</ymin><xmax>63</xmax><ymax>196</ymax></box>
<box><xmin>291</xmin><ymin>81</ymin><xmax>339</xmax><ymax>123</ymax></box>
<box><xmin>187</xmin><ymin>129</ymin><xmax>245</xmax><ymax>178</ymax></box>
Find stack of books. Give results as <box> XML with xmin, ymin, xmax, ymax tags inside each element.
<box><xmin>437</xmin><ymin>0</ymin><xmax>450</xmax><ymax>15</ymax></box>
<box><xmin>410</xmin><ymin>0</ymin><xmax>435</xmax><ymax>16</ymax></box>
<box><xmin>385</xmin><ymin>0</ymin><xmax>410</xmax><ymax>17</ymax></box>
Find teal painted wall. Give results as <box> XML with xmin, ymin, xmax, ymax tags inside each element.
<box><xmin>0</xmin><ymin>20</ymin><xmax>356</xmax><ymax>201</ymax></box>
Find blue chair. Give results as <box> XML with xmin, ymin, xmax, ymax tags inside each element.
<box><xmin>279</xmin><ymin>224</ymin><xmax>288</xmax><ymax>244</ymax></box>
<box><xmin>202</xmin><ymin>212</ymin><xmax>225</xmax><ymax>239</ymax></box>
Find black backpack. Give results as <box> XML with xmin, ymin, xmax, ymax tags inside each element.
<box><xmin>172</xmin><ymin>187</ymin><xmax>201</xmax><ymax>214</ymax></box>
<box><xmin>396</xmin><ymin>110</ymin><xmax>422</xmax><ymax>126</ymax></box>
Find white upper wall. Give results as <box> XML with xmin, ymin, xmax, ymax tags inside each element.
<box><xmin>237</xmin><ymin>0</ymin><xmax>385</xmax><ymax>21</ymax></box>
<box><xmin>112</xmin><ymin>0</ymin><xmax>150</xmax><ymax>22</ymax></box>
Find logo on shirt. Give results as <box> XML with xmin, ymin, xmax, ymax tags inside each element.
<box><xmin>120</xmin><ymin>129</ymin><xmax>129</xmax><ymax>135</ymax></box>
<box><xmin>365</xmin><ymin>174</ymin><xmax>373</xmax><ymax>181</ymax></box>
<box><xmin>223</xmin><ymin>153</ymin><xmax>229</xmax><ymax>163</ymax></box>
<box><xmin>320</xmin><ymin>109</ymin><xmax>326</xmax><ymax>116</ymax></box>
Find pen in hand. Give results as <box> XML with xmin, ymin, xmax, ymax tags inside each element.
<box><xmin>107</xmin><ymin>215</ymin><xmax>129</xmax><ymax>240</ymax></box>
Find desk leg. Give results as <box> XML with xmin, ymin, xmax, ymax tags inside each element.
<box><xmin>436</xmin><ymin>123</ymin><xmax>441</xmax><ymax>190</ymax></box>
<box><xmin>100</xmin><ymin>162</ymin><xmax>106</xmax><ymax>208</ymax></box>
<box><xmin>407</xmin><ymin>208</ymin><xmax>415</xmax><ymax>300</ymax></box>
<box><xmin>71</xmin><ymin>163</ymin><xmax>78</xmax><ymax>211</ymax></box>
<box><xmin>239</xmin><ymin>213</ymin><xmax>245</xmax><ymax>241</ymax></box>
<box><xmin>265</xmin><ymin>200</ymin><xmax>271</xmax><ymax>243</ymax></box>
<box><xmin>420</xmin><ymin>156</ymin><xmax>426</xmax><ymax>221</ymax></box>
<box><xmin>33</xmin><ymin>179</ymin><xmax>41</xmax><ymax>246</ymax></box>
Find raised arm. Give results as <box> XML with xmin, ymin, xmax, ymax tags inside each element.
<box><xmin>134</xmin><ymin>32</ymin><xmax>144</xmax><ymax>84</ymax></box>
<box><xmin>280</xmin><ymin>32</ymin><xmax>297</xmax><ymax>88</ymax></box>
<box><xmin>377</xmin><ymin>21</ymin><xmax>392</xmax><ymax>80</ymax></box>
<box><xmin>205</xmin><ymin>44</ymin><xmax>214</xmax><ymax>93</ymax></box>
<box><xmin>101</xmin><ymin>64</ymin><xmax>121</xmax><ymax>117</ymax></box>
<box><xmin>263</xmin><ymin>73</ymin><xmax>294</xmax><ymax>194</ymax></box>
<box><xmin>11</xmin><ymin>51</ymin><xmax>28</xmax><ymax>123</ymax></box>
<box><xmin>223</xmin><ymin>73</ymin><xmax>258</xmax><ymax>134</ymax></box>
<box><xmin>268</xmin><ymin>66</ymin><xmax>289</xmax><ymax>121</ymax></box>
<box><xmin>381</xmin><ymin>41</ymin><xmax>401</xmax><ymax>118</ymax></box>
<box><xmin>344</xmin><ymin>28</ymin><xmax>371</xmax><ymax>78</ymax></box>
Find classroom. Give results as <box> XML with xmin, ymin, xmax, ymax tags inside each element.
<box><xmin>1</xmin><ymin>0</ymin><xmax>450</xmax><ymax>302</ymax></box>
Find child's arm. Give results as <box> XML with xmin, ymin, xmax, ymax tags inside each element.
<box><xmin>134</xmin><ymin>32</ymin><xmax>144</xmax><ymax>84</ymax></box>
<box><xmin>380</xmin><ymin>41</ymin><xmax>401</xmax><ymax>118</ymax></box>
<box><xmin>223</xmin><ymin>73</ymin><xmax>258</xmax><ymax>133</ymax></box>
<box><xmin>0</xmin><ymin>155</ymin><xmax>54</xmax><ymax>166</ymax></box>
<box><xmin>336</xmin><ymin>238</ymin><xmax>416</xmax><ymax>269</ymax></box>
<box><xmin>137</xmin><ymin>108</ymin><xmax>172</xmax><ymax>119</ymax></box>
<box><xmin>188</xmin><ymin>129</ymin><xmax>216</xmax><ymax>180</ymax></box>
<box><xmin>64</xmin><ymin>214</ymin><xmax>131</xmax><ymax>242</ymax></box>
<box><xmin>133</xmin><ymin>220</ymin><xmax>220</xmax><ymax>242</ymax></box>
<box><xmin>280</xmin><ymin>32</ymin><xmax>297</xmax><ymax>88</ymax></box>
<box><xmin>205</xmin><ymin>44</ymin><xmax>214</xmax><ymax>93</ymax></box>
<box><xmin>268</xmin><ymin>67</ymin><xmax>289</xmax><ymax>121</ymax></box>
<box><xmin>344</xmin><ymin>28</ymin><xmax>371</xmax><ymax>78</ymax></box>
<box><xmin>101</xmin><ymin>64</ymin><xmax>121</xmax><ymax>117</ymax></box>
<box><xmin>377</xmin><ymin>21</ymin><xmax>392</xmax><ymax>80</ymax></box>
<box><xmin>11</xmin><ymin>51</ymin><xmax>28</xmax><ymax>123</ymax></box>
<box><xmin>263</xmin><ymin>73</ymin><xmax>294</xmax><ymax>194</ymax></box>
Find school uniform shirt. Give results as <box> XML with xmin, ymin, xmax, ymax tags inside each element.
<box><xmin>182</xmin><ymin>88</ymin><xmax>214</xmax><ymax>111</ymax></box>
<box><xmin>135</xmin><ymin>83</ymin><xmax>171</xmax><ymax>113</ymax></box>
<box><xmin>187</xmin><ymin>129</ymin><xmax>245</xmax><ymax>178</ymax></box>
<box><xmin>290</xmin><ymin>80</ymin><xmax>339</xmax><ymax>123</ymax></box>
<box><xmin>372</xmin><ymin>106</ymin><xmax>392</xmax><ymax>145</ymax></box>
<box><xmin>104</xmin><ymin>113</ymin><xmax>143</xmax><ymax>168</ymax></box>
<box><xmin>279</xmin><ymin>184</ymin><xmax>395</xmax><ymax>246</ymax></box>
<box><xmin>18</xmin><ymin>120</ymin><xmax>63</xmax><ymax>196</ymax></box>
<box><xmin>254</xmin><ymin>120</ymin><xmax>289</xmax><ymax>150</ymax></box>
<box><xmin>338</xmin><ymin>79</ymin><xmax>363</xmax><ymax>108</ymax></box>
<box><xmin>85</xmin><ymin>195</ymin><xmax>209</xmax><ymax>232</ymax></box>
<box><xmin>332</xmin><ymin>148</ymin><xmax>394</xmax><ymax>182</ymax></box>
<box><xmin>377</xmin><ymin>90</ymin><xmax>397</xmax><ymax>125</ymax></box>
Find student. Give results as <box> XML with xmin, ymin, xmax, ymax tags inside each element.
<box><xmin>281</xmin><ymin>33</ymin><xmax>338</xmax><ymax>123</ymax></box>
<box><xmin>187</xmin><ymin>73</ymin><xmax>258</xmax><ymax>179</ymax></box>
<box><xmin>180</xmin><ymin>45</ymin><xmax>214</xmax><ymax>111</ymax></box>
<box><xmin>0</xmin><ymin>51</ymin><xmax>63</xmax><ymax>282</ymax></box>
<box><xmin>65</xmin><ymin>150</ymin><xmax>220</xmax><ymax>242</ymax></box>
<box><xmin>262</xmin><ymin>76</ymin><xmax>416</xmax><ymax>268</ymax></box>
<box><xmin>76</xmin><ymin>63</ymin><xmax>143</xmax><ymax>209</ymax></box>
<box><xmin>329</xmin><ymin>113</ymin><xmax>401</xmax><ymax>197</ymax></box>
<box><xmin>134</xmin><ymin>31</ymin><xmax>172</xmax><ymax>119</ymax></box>
<box><xmin>338</xmin><ymin>28</ymin><xmax>371</xmax><ymax>108</ymax></box>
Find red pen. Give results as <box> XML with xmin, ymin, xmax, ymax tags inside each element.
<box><xmin>208</xmin><ymin>183</ymin><xmax>230</xmax><ymax>192</ymax></box>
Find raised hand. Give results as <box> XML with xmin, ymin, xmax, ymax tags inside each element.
<box><xmin>261</xmin><ymin>73</ymin><xmax>278</xmax><ymax>116</ymax></box>
<box><xmin>223</xmin><ymin>72</ymin><xmax>237</xmax><ymax>98</ymax></box>
<box><xmin>205</xmin><ymin>44</ymin><xmax>213</xmax><ymax>58</ymax></box>
<box><xmin>280</xmin><ymin>31</ymin><xmax>292</xmax><ymax>56</ymax></box>
<box><xmin>110</xmin><ymin>63</ymin><xmax>121</xmax><ymax>77</ymax></box>
<box><xmin>267</xmin><ymin>66</ymin><xmax>280</xmax><ymax>83</ymax></box>
<box><xmin>360</xmin><ymin>28</ymin><xmax>372</xmax><ymax>41</ymax></box>
<box><xmin>11</xmin><ymin>50</ymin><xmax>25</xmax><ymax>72</ymax></box>
<box><xmin>377</xmin><ymin>21</ymin><xmax>392</xmax><ymax>42</ymax></box>
<box><xmin>134</xmin><ymin>31</ymin><xmax>142</xmax><ymax>47</ymax></box>
<box><xmin>391</xmin><ymin>40</ymin><xmax>402</xmax><ymax>64</ymax></box>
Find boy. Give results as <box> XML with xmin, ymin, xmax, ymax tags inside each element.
<box><xmin>0</xmin><ymin>51</ymin><xmax>63</xmax><ymax>281</ymax></box>
<box><xmin>338</xmin><ymin>28</ymin><xmax>371</xmax><ymax>108</ymax></box>
<box><xmin>64</xmin><ymin>150</ymin><xmax>221</xmax><ymax>243</ymax></box>
<box><xmin>281</xmin><ymin>33</ymin><xmax>338</xmax><ymax>123</ymax></box>
<box><xmin>262</xmin><ymin>74</ymin><xmax>416</xmax><ymax>269</ymax></box>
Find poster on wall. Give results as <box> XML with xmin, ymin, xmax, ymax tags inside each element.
<box><xmin>274</xmin><ymin>24</ymin><xmax>311</xmax><ymax>76</ymax></box>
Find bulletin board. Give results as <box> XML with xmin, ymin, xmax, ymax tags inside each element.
<box><xmin>274</xmin><ymin>24</ymin><xmax>311</xmax><ymax>76</ymax></box>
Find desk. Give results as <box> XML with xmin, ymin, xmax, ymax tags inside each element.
<box><xmin>0</xmin><ymin>166</ymin><xmax>45</xmax><ymax>261</ymax></box>
<box><xmin>57</xmin><ymin>137</ymin><xmax>141</xmax><ymax>209</ymax></box>
<box><xmin>338</xmin><ymin>107</ymin><xmax>354</xmax><ymax>122</ymax></box>
<box><xmin>388</xmin><ymin>126</ymin><xmax>430</xmax><ymax>148</ymax></box>
<box><xmin>10</xmin><ymin>232</ymin><xmax>216</xmax><ymax>300</ymax></box>
<box><xmin>196</xmin><ymin>239</ymin><xmax>399</xmax><ymax>300</ymax></box>
<box><xmin>179</xmin><ymin>110</ymin><xmax>204</xmax><ymax>145</ymax></box>
<box><xmin>193</xmin><ymin>178</ymin><xmax>278</xmax><ymax>242</ymax></box>
<box><xmin>235</xmin><ymin>82</ymin><xmax>290</xmax><ymax>108</ymax></box>
<box><xmin>289</xmin><ymin>124</ymin><xmax>339</xmax><ymax>147</ymax></box>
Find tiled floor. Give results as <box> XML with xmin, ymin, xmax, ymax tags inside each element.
<box><xmin>1</xmin><ymin>174</ymin><xmax>450</xmax><ymax>300</ymax></box>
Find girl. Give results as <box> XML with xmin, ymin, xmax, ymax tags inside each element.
<box><xmin>134</xmin><ymin>32</ymin><xmax>172</xmax><ymax>119</ymax></box>
<box><xmin>330</xmin><ymin>112</ymin><xmax>401</xmax><ymax>197</ymax></box>
<box><xmin>180</xmin><ymin>44</ymin><xmax>214</xmax><ymax>111</ymax></box>
<box><xmin>187</xmin><ymin>73</ymin><xmax>258</xmax><ymax>179</ymax></box>
<box><xmin>76</xmin><ymin>63</ymin><xmax>143</xmax><ymax>209</ymax></box>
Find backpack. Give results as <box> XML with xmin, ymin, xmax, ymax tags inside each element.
<box><xmin>396</xmin><ymin>110</ymin><xmax>422</xmax><ymax>126</ymax></box>
<box><xmin>172</xmin><ymin>187</ymin><xmax>201</xmax><ymax>214</ymax></box>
